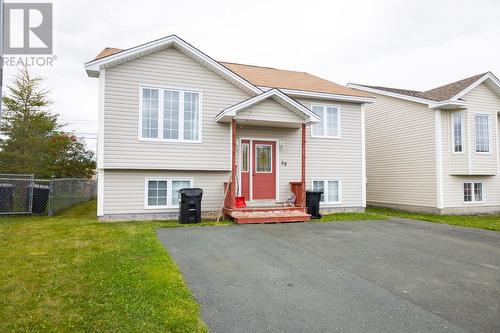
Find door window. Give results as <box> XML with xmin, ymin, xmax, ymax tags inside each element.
<box><xmin>255</xmin><ymin>144</ymin><xmax>272</xmax><ymax>173</ymax></box>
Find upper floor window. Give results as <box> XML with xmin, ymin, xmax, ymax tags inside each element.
<box><xmin>452</xmin><ymin>113</ymin><xmax>463</xmax><ymax>153</ymax></box>
<box><xmin>311</xmin><ymin>105</ymin><xmax>340</xmax><ymax>138</ymax></box>
<box><xmin>474</xmin><ymin>114</ymin><xmax>490</xmax><ymax>153</ymax></box>
<box><xmin>141</xmin><ymin>87</ymin><xmax>201</xmax><ymax>142</ymax></box>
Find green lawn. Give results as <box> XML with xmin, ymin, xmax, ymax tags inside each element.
<box><xmin>0</xmin><ymin>200</ymin><xmax>230</xmax><ymax>332</ymax></box>
<box><xmin>317</xmin><ymin>211</ymin><xmax>388</xmax><ymax>222</ymax></box>
<box><xmin>367</xmin><ymin>206</ymin><xmax>500</xmax><ymax>231</ymax></box>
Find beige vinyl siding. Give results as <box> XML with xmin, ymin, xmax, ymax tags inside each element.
<box><xmin>364</xmin><ymin>93</ymin><xmax>437</xmax><ymax>207</ymax></box>
<box><xmin>235</xmin><ymin>99</ymin><xmax>304</xmax><ymax>124</ymax></box>
<box><xmin>103</xmin><ymin>47</ymin><xmax>250</xmax><ymax>170</ymax></box>
<box><xmin>299</xmin><ymin>99</ymin><xmax>364</xmax><ymax>208</ymax></box>
<box><xmin>466</xmin><ymin>83</ymin><xmax>499</xmax><ymax>175</ymax></box>
<box><xmin>103</xmin><ymin>169</ymin><xmax>230</xmax><ymax>215</ymax></box>
<box><xmin>441</xmin><ymin>84</ymin><xmax>500</xmax><ymax>208</ymax></box>
<box><xmin>442</xmin><ymin>110</ymin><xmax>469</xmax><ymax>175</ymax></box>
<box><xmin>236</xmin><ymin>125</ymin><xmax>301</xmax><ymax>201</ymax></box>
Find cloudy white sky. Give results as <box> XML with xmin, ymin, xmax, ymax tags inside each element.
<box><xmin>3</xmin><ymin>0</ymin><xmax>500</xmax><ymax>152</ymax></box>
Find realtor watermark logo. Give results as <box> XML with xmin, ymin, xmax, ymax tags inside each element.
<box><xmin>2</xmin><ymin>2</ymin><xmax>56</xmax><ymax>66</ymax></box>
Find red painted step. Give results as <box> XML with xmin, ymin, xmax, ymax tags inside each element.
<box><xmin>230</xmin><ymin>209</ymin><xmax>311</xmax><ymax>224</ymax></box>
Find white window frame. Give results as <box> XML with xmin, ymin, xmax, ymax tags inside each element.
<box><xmin>138</xmin><ymin>84</ymin><xmax>203</xmax><ymax>143</ymax></box>
<box><xmin>463</xmin><ymin>181</ymin><xmax>484</xmax><ymax>204</ymax></box>
<box><xmin>451</xmin><ymin>112</ymin><xmax>464</xmax><ymax>154</ymax></box>
<box><xmin>144</xmin><ymin>177</ymin><xmax>194</xmax><ymax>209</ymax></box>
<box><xmin>310</xmin><ymin>103</ymin><xmax>341</xmax><ymax>139</ymax></box>
<box><xmin>474</xmin><ymin>113</ymin><xmax>491</xmax><ymax>154</ymax></box>
<box><xmin>311</xmin><ymin>178</ymin><xmax>342</xmax><ymax>205</ymax></box>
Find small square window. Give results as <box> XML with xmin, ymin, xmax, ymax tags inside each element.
<box><xmin>464</xmin><ymin>182</ymin><xmax>483</xmax><ymax>203</ymax></box>
<box><xmin>146</xmin><ymin>178</ymin><xmax>193</xmax><ymax>208</ymax></box>
<box><xmin>312</xmin><ymin>179</ymin><xmax>341</xmax><ymax>203</ymax></box>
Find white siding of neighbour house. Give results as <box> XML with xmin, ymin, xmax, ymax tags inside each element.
<box><xmin>441</xmin><ymin>83</ymin><xmax>500</xmax><ymax>210</ymax></box>
<box><xmin>442</xmin><ymin>110</ymin><xmax>469</xmax><ymax>175</ymax></box>
<box><xmin>363</xmin><ymin>93</ymin><xmax>437</xmax><ymax>208</ymax></box>
<box><xmin>465</xmin><ymin>83</ymin><xmax>499</xmax><ymax>175</ymax></box>
<box><xmin>103</xmin><ymin>47</ymin><xmax>250</xmax><ymax>170</ymax></box>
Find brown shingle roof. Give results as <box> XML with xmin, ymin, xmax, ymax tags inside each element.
<box><xmin>354</xmin><ymin>72</ymin><xmax>488</xmax><ymax>102</ymax></box>
<box><xmin>418</xmin><ymin>73</ymin><xmax>487</xmax><ymax>101</ymax></box>
<box><xmin>92</xmin><ymin>47</ymin><xmax>369</xmax><ymax>98</ymax></box>
<box><xmin>94</xmin><ymin>47</ymin><xmax>123</xmax><ymax>60</ymax></box>
<box><xmin>220</xmin><ymin>62</ymin><xmax>370</xmax><ymax>98</ymax></box>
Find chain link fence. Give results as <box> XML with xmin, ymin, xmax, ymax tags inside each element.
<box><xmin>0</xmin><ymin>174</ymin><xmax>34</xmax><ymax>214</ymax></box>
<box><xmin>0</xmin><ymin>174</ymin><xmax>96</xmax><ymax>216</ymax></box>
<box><xmin>47</xmin><ymin>178</ymin><xmax>96</xmax><ymax>216</ymax></box>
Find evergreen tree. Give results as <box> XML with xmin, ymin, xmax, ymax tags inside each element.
<box><xmin>0</xmin><ymin>67</ymin><xmax>96</xmax><ymax>178</ymax></box>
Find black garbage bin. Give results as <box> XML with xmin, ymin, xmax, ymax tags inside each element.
<box><xmin>179</xmin><ymin>188</ymin><xmax>203</xmax><ymax>224</ymax></box>
<box><xmin>0</xmin><ymin>184</ymin><xmax>14</xmax><ymax>213</ymax></box>
<box><xmin>31</xmin><ymin>184</ymin><xmax>50</xmax><ymax>214</ymax></box>
<box><xmin>306</xmin><ymin>190</ymin><xmax>323</xmax><ymax>219</ymax></box>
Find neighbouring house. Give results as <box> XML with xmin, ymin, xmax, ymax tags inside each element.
<box><xmin>348</xmin><ymin>72</ymin><xmax>500</xmax><ymax>215</ymax></box>
<box><xmin>84</xmin><ymin>35</ymin><xmax>374</xmax><ymax>222</ymax></box>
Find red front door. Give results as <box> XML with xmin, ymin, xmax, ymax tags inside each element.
<box><xmin>252</xmin><ymin>140</ymin><xmax>276</xmax><ymax>200</ymax></box>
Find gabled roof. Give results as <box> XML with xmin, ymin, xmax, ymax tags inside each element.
<box><xmin>220</xmin><ymin>62</ymin><xmax>370</xmax><ymax>99</ymax></box>
<box><xmin>418</xmin><ymin>73</ymin><xmax>487</xmax><ymax>101</ymax></box>
<box><xmin>84</xmin><ymin>35</ymin><xmax>262</xmax><ymax>95</ymax></box>
<box><xmin>348</xmin><ymin>72</ymin><xmax>500</xmax><ymax>109</ymax></box>
<box><xmin>215</xmin><ymin>88</ymin><xmax>320</xmax><ymax>124</ymax></box>
<box><xmin>86</xmin><ymin>35</ymin><xmax>374</xmax><ymax>103</ymax></box>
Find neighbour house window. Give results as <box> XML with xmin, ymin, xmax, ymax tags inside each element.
<box><xmin>311</xmin><ymin>105</ymin><xmax>340</xmax><ymax>138</ymax></box>
<box><xmin>146</xmin><ymin>178</ymin><xmax>193</xmax><ymax>208</ymax></box>
<box><xmin>474</xmin><ymin>114</ymin><xmax>490</xmax><ymax>153</ymax></box>
<box><xmin>463</xmin><ymin>182</ymin><xmax>483</xmax><ymax>203</ymax></box>
<box><xmin>452</xmin><ymin>113</ymin><xmax>463</xmax><ymax>153</ymax></box>
<box><xmin>141</xmin><ymin>87</ymin><xmax>201</xmax><ymax>142</ymax></box>
<box><xmin>312</xmin><ymin>180</ymin><xmax>341</xmax><ymax>203</ymax></box>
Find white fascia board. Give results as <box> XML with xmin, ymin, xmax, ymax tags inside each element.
<box><xmin>449</xmin><ymin>72</ymin><xmax>500</xmax><ymax>101</ymax></box>
<box><xmin>216</xmin><ymin>89</ymin><xmax>320</xmax><ymax>123</ymax></box>
<box><xmin>84</xmin><ymin>35</ymin><xmax>262</xmax><ymax>95</ymax></box>
<box><xmin>261</xmin><ymin>87</ymin><xmax>376</xmax><ymax>104</ymax></box>
<box><xmin>428</xmin><ymin>100</ymin><xmax>467</xmax><ymax>110</ymax></box>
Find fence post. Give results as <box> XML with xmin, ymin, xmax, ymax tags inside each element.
<box><xmin>48</xmin><ymin>177</ymin><xmax>55</xmax><ymax>216</ymax></box>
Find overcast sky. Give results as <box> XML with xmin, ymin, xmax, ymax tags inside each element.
<box><xmin>3</xmin><ymin>0</ymin><xmax>500</xmax><ymax>152</ymax></box>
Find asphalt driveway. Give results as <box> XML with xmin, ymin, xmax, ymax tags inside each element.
<box><xmin>157</xmin><ymin>219</ymin><xmax>500</xmax><ymax>333</ymax></box>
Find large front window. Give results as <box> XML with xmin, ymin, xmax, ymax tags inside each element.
<box><xmin>141</xmin><ymin>87</ymin><xmax>201</xmax><ymax>142</ymax></box>
<box><xmin>475</xmin><ymin>114</ymin><xmax>490</xmax><ymax>153</ymax></box>
<box><xmin>312</xmin><ymin>179</ymin><xmax>341</xmax><ymax>203</ymax></box>
<box><xmin>146</xmin><ymin>178</ymin><xmax>193</xmax><ymax>208</ymax></box>
<box><xmin>311</xmin><ymin>105</ymin><xmax>340</xmax><ymax>138</ymax></box>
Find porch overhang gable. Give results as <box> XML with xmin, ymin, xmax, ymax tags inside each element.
<box><xmin>215</xmin><ymin>89</ymin><xmax>321</xmax><ymax>125</ymax></box>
